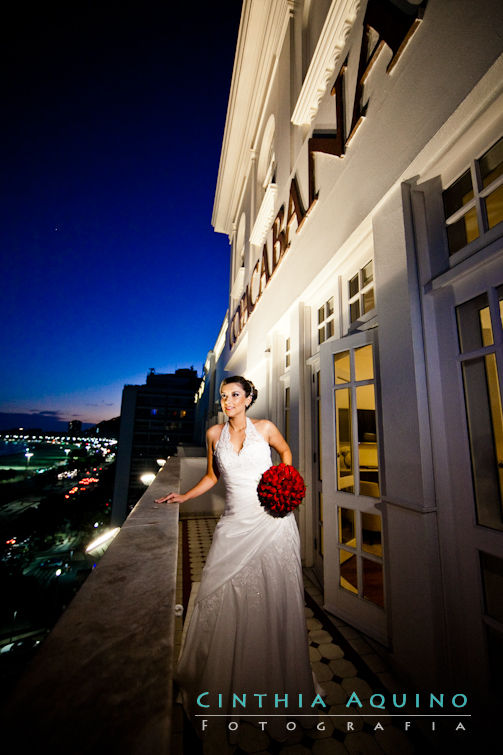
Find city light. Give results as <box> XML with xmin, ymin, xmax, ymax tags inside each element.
<box><xmin>58</xmin><ymin>469</ymin><xmax>78</xmax><ymax>480</ymax></box>
<box><xmin>156</xmin><ymin>458</ymin><xmax>166</xmax><ymax>467</ymax></box>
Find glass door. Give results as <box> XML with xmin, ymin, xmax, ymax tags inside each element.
<box><xmin>455</xmin><ymin>284</ymin><xmax>503</xmax><ymax>691</ymax></box>
<box><xmin>320</xmin><ymin>329</ymin><xmax>387</xmax><ymax>642</ymax></box>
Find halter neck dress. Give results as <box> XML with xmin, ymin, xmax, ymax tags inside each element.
<box><xmin>175</xmin><ymin>418</ymin><xmax>318</xmax><ymax>739</ymax></box>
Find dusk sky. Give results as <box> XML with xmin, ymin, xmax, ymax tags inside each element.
<box><xmin>0</xmin><ymin>1</ymin><xmax>242</xmax><ymax>430</ymax></box>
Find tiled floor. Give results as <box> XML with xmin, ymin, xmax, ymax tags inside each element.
<box><xmin>173</xmin><ymin>517</ymin><xmax>218</xmax><ymax>665</ymax></box>
<box><xmin>171</xmin><ymin>517</ymin><xmax>439</xmax><ymax>755</ymax></box>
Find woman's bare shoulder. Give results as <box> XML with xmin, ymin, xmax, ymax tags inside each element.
<box><xmin>206</xmin><ymin>423</ymin><xmax>225</xmax><ymax>443</ymax></box>
<box><xmin>250</xmin><ymin>419</ymin><xmax>277</xmax><ymax>437</ymax></box>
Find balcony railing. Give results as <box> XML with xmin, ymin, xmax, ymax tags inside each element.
<box><xmin>1</xmin><ymin>458</ymin><xmax>183</xmax><ymax>754</ymax></box>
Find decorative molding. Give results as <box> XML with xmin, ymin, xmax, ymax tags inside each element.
<box><xmin>230</xmin><ymin>266</ymin><xmax>245</xmax><ymax>301</ymax></box>
<box><xmin>212</xmin><ymin>0</ymin><xmax>291</xmax><ymax>236</ymax></box>
<box><xmin>214</xmin><ymin>312</ymin><xmax>229</xmax><ymax>362</ymax></box>
<box><xmin>306</xmin><ymin>353</ymin><xmax>321</xmax><ymax>368</ymax></box>
<box><xmin>250</xmin><ymin>183</ymin><xmax>278</xmax><ymax>246</ymax></box>
<box><xmin>291</xmin><ymin>0</ymin><xmax>362</xmax><ymax>127</ymax></box>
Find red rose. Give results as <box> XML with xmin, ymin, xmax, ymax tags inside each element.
<box><xmin>257</xmin><ymin>463</ymin><xmax>306</xmax><ymax>517</ymax></box>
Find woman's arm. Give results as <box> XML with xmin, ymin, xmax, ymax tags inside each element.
<box><xmin>260</xmin><ymin>420</ymin><xmax>292</xmax><ymax>465</ymax></box>
<box><xmin>155</xmin><ymin>426</ymin><xmax>221</xmax><ymax>504</ymax></box>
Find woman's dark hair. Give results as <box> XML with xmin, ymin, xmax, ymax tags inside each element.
<box><xmin>220</xmin><ymin>376</ymin><xmax>258</xmax><ymax>410</ymax></box>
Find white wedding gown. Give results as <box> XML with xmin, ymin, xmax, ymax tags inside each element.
<box><xmin>175</xmin><ymin>418</ymin><xmax>318</xmax><ymax>739</ymax></box>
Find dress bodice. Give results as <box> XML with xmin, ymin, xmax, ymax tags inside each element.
<box><xmin>214</xmin><ymin>418</ymin><xmax>272</xmax><ymax>516</ymax></box>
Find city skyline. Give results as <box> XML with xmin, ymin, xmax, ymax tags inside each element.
<box><xmin>0</xmin><ymin>1</ymin><xmax>242</xmax><ymax>430</ymax></box>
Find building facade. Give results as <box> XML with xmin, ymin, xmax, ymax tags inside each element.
<box><xmin>112</xmin><ymin>368</ymin><xmax>200</xmax><ymax>523</ymax></box>
<box><xmin>194</xmin><ymin>314</ymin><xmax>229</xmax><ymax>443</ymax></box>
<box><xmin>204</xmin><ymin>0</ymin><xmax>503</xmax><ymax>709</ymax></box>
<box><xmin>67</xmin><ymin>420</ymin><xmax>82</xmax><ymax>435</ymax></box>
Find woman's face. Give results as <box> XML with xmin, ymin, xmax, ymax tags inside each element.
<box><xmin>220</xmin><ymin>382</ymin><xmax>249</xmax><ymax>417</ymax></box>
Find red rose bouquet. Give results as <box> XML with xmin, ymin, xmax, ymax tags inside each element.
<box><xmin>257</xmin><ymin>463</ymin><xmax>306</xmax><ymax>517</ymax></box>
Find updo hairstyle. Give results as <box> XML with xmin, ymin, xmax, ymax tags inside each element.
<box><xmin>220</xmin><ymin>376</ymin><xmax>258</xmax><ymax>410</ymax></box>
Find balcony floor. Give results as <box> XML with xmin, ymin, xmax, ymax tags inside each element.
<box><xmin>171</xmin><ymin>516</ymin><xmax>436</xmax><ymax>755</ymax></box>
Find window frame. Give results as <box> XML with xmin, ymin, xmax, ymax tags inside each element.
<box><xmin>316</xmin><ymin>295</ymin><xmax>336</xmax><ymax>347</ymax></box>
<box><xmin>443</xmin><ymin>136</ymin><xmax>503</xmax><ymax>264</ymax></box>
<box><xmin>347</xmin><ymin>259</ymin><xmax>376</xmax><ymax>332</ymax></box>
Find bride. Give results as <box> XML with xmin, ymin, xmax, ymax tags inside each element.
<box><xmin>155</xmin><ymin>375</ymin><xmax>319</xmax><ymax>740</ymax></box>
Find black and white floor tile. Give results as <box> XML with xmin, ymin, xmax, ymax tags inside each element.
<box><xmin>171</xmin><ymin>517</ymin><xmax>439</xmax><ymax>755</ymax></box>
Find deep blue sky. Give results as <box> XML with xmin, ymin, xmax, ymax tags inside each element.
<box><xmin>0</xmin><ymin>1</ymin><xmax>242</xmax><ymax>430</ymax></box>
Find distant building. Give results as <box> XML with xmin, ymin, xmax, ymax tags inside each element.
<box><xmin>67</xmin><ymin>420</ymin><xmax>82</xmax><ymax>435</ymax></box>
<box><xmin>85</xmin><ymin>417</ymin><xmax>120</xmax><ymax>439</ymax></box>
<box><xmin>111</xmin><ymin>368</ymin><xmax>200</xmax><ymax>524</ymax></box>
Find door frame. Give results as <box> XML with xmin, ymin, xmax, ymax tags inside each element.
<box><xmin>308</xmin><ymin>357</ymin><xmax>324</xmax><ymax>584</ymax></box>
<box><xmin>425</xmin><ymin>255</ymin><xmax>503</xmax><ymax>695</ymax></box>
<box><xmin>320</xmin><ymin>328</ymin><xmax>387</xmax><ymax>643</ymax></box>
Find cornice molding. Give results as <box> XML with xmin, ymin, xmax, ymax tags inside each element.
<box><xmin>250</xmin><ymin>183</ymin><xmax>278</xmax><ymax>246</ymax></box>
<box><xmin>291</xmin><ymin>0</ymin><xmax>362</xmax><ymax>127</ymax></box>
<box><xmin>212</xmin><ymin>0</ymin><xmax>292</xmax><ymax>236</ymax></box>
<box><xmin>230</xmin><ymin>266</ymin><xmax>246</xmax><ymax>301</ymax></box>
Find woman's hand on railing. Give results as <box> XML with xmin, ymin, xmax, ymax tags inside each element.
<box><xmin>155</xmin><ymin>492</ymin><xmax>186</xmax><ymax>504</ymax></box>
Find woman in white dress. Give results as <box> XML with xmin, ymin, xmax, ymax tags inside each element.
<box><xmin>155</xmin><ymin>376</ymin><xmax>319</xmax><ymax>740</ymax></box>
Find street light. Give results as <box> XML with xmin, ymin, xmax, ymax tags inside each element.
<box><xmin>25</xmin><ymin>450</ymin><xmax>34</xmax><ymax>467</ymax></box>
<box><xmin>140</xmin><ymin>472</ymin><xmax>156</xmax><ymax>486</ymax></box>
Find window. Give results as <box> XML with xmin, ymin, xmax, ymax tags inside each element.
<box><xmin>258</xmin><ymin>115</ymin><xmax>276</xmax><ymax>191</ymax></box>
<box><xmin>318</xmin><ymin>296</ymin><xmax>335</xmax><ymax>345</ymax></box>
<box><xmin>348</xmin><ymin>260</ymin><xmax>375</xmax><ymax>325</ymax></box>
<box><xmin>285</xmin><ymin>337</ymin><xmax>291</xmax><ymax>369</ymax></box>
<box><xmin>334</xmin><ymin>344</ymin><xmax>380</xmax><ymax>497</ymax></box>
<box><xmin>333</xmin><ymin>342</ymin><xmax>383</xmax><ymax>609</ymax></box>
<box><xmin>338</xmin><ymin>507</ymin><xmax>384</xmax><ymax>608</ymax></box>
<box><xmin>443</xmin><ymin>136</ymin><xmax>503</xmax><ymax>255</ymax></box>
<box><xmin>456</xmin><ymin>287</ymin><xmax>503</xmax><ymax>531</ymax></box>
